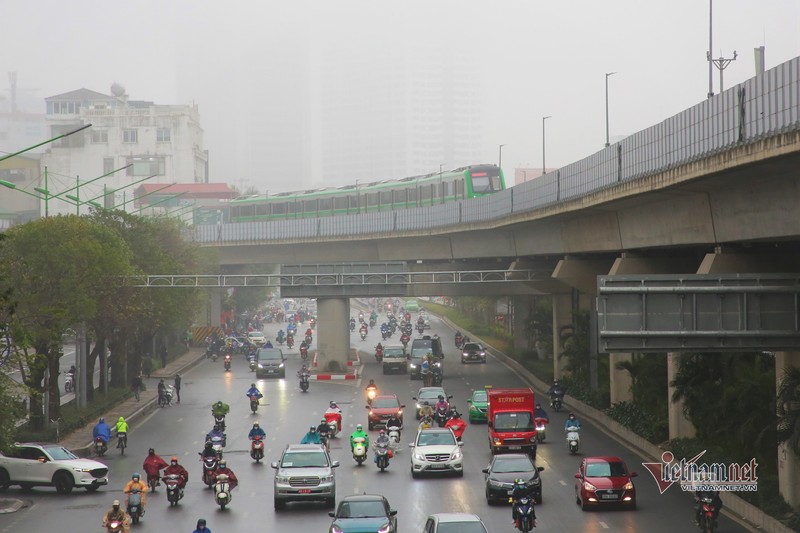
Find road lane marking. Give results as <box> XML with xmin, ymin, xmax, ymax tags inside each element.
<box><xmin>599</xmin><ymin>522</ymin><xmax>609</xmax><ymax>529</ymax></box>
<box><xmin>559</xmin><ymin>480</ymin><xmax>567</xmax><ymax>486</ymax></box>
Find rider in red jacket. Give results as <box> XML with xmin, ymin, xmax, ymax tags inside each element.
<box><xmin>162</xmin><ymin>457</ymin><xmax>189</xmax><ymax>489</ymax></box>
<box><xmin>142</xmin><ymin>448</ymin><xmax>169</xmax><ymax>488</ymax></box>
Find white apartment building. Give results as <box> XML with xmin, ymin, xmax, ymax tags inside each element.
<box><xmin>40</xmin><ymin>84</ymin><xmax>208</xmax><ymax>216</ymax></box>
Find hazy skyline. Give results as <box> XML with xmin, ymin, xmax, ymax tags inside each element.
<box><xmin>2</xmin><ymin>1</ymin><xmax>799</xmax><ymax>190</ymax></box>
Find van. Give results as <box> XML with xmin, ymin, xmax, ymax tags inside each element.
<box><xmin>381</xmin><ymin>345</ymin><xmax>407</xmax><ymax>374</ymax></box>
<box><xmin>256</xmin><ymin>348</ymin><xmax>285</xmax><ymax>378</ymax></box>
<box><xmin>405</xmin><ymin>299</ymin><xmax>420</xmax><ymax>312</ymax></box>
<box><xmin>408</xmin><ymin>336</ymin><xmax>443</xmax><ymax>380</ymax></box>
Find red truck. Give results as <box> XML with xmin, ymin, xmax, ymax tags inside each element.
<box><xmin>487</xmin><ymin>387</ymin><xmax>538</xmax><ymax>458</ymax></box>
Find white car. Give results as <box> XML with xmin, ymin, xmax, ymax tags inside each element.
<box><xmin>248</xmin><ymin>331</ymin><xmax>267</xmax><ymax>346</ymax></box>
<box><xmin>421</xmin><ymin>513</ymin><xmax>488</xmax><ymax>533</ymax></box>
<box><xmin>409</xmin><ymin>428</ymin><xmax>463</xmax><ymax>478</ymax></box>
<box><xmin>0</xmin><ymin>443</ymin><xmax>109</xmax><ymax>494</ymax></box>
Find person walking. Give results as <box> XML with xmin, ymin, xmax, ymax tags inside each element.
<box><xmin>142</xmin><ymin>357</ymin><xmax>153</xmax><ymax>379</ymax></box>
<box><xmin>159</xmin><ymin>345</ymin><xmax>168</xmax><ymax>369</ymax></box>
<box><xmin>132</xmin><ymin>374</ymin><xmax>143</xmax><ymax>402</ymax></box>
<box><xmin>174</xmin><ymin>374</ymin><xmax>182</xmax><ymax>404</ymax></box>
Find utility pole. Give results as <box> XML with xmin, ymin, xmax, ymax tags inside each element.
<box><xmin>707</xmin><ymin>0</ymin><xmax>714</xmax><ymax>98</ymax></box>
<box><xmin>605</xmin><ymin>72</ymin><xmax>617</xmax><ymax>147</ymax></box>
<box><xmin>709</xmin><ymin>50</ymin><xmax>738</xmax><ymax>94</ymax></box>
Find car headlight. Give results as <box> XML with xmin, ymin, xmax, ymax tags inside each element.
<box><xmin>73</xmin><ymin>467</ymin><xmax>92</xmax><ymax>472</ymax></box>
<box><xmin>331</xmin><ymin>525</ymin><xmax>344</xmax><ymax>533</ymax></box>
<box><xmin>258</xmin><ymin>363</ymin><xmax>264</xmax><ymax>368</ymax></box>
<box><xmin>480</xmin><ymin>351</ymin><xmax>486</xmax><ymax>356</ymax></box>
<box><xmin>397</xmin><ymin>410</ymin><xmax>402</xmax><ymax>415</ymax></box>
<box><xmin>279</xmin><ymin>362</ymin><xmax>285</xmax><ymax>368</ymax></box>
<box><xmin>276</xmin><ymin>476</ymin><xmax>290</xmax><ymax>483</ymax></box>
<box><xmin>414</xmin><ymin>453</ymin><xmax>426</xmax><ymax>461</ymax></box>
<box><xmin>409</xmin><ymin>363</ymin><xmax>417</xmax><ymax>368</ymax></box>
<box><xmin>488</xmin><ymin>479</ymin><xmax>504</xmax><ymax>487</ymax></box>
<box><xmin>583</xmin><ymin>481</ymin><xmax>597</xmax><ymax>491</ymax></box>
<box><xmin>416</xmin><ymin>403</ymin><xmax>421</xmax><ymax>409</ymax></box>
<box><xmin>451</xmin><ymin>449</ymin><xmax>462</xmax><ymax>460</ymax></box>
<box><xmin>377</xmin><ymin>522</ymin><xmax>392</xmax><ymax>533</ymax></box>
<box><xmin>319</xmin><ymin>475</ymin><xmax>334</xmax><ymax>483</ymax></box>
<box><xmin>462</xmin><ymin>352</ymin><xmax>468</xmax><ymax>357</ymax></box>
<box><xmin>623</xmin><ymin>481</ymin><xmax>634</xmax><ymax>490</ymax></box>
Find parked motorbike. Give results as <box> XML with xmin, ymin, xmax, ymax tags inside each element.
<box><xmin>223</xmin><ymin>354</ymin><xmax>232</xmax><ymax>372</ymax></box>
<box><xmin>566</xmin><ymin>426</ymin><xmax>581</xmax><ymax>455</ymax></box>
<box><xmin>535</xmin><ymin>418</ymin><xmax>548</xmax><ymax>443</ymax></box>
<box><xmin>94</xmin><ymin>437</ymin><xmax>108</xmax><ymax>457</ymax></box>
<box><xmin>160</xmin><ymin>385</ymin><xmax>174</xmax><ymax>407</ymax></box>
<box><xmin>510</xmin><ymin>495</ymin><xmax>535</xmax><ymax>532</ymax></box>
<box><xmin>116</xmin><ymin>432</ymin><xmax>127</xmax><ymax>455</ymax></box>
<box><xmin>299</xmin><ymin>372</ymin><xmax>310</xmax><ymax>392</ymax></box>
<box><xmin>250</xmin><ymin>435</ymin><xmax>265</xmax><ymax>462</ymax></box>
<box><xmin>201</xmin><ymin>456</ymin><xmax>219</xmax><ymax>487</ymax></box>
<box><xmin>163</xmin><ymin>473</ymin><xmax>183</xmax><ymax>506</ymax></box>
<box><xmin>214</xmin><ymin>473</ymin><xmax>232</xmax><ymax>510</ymax></box>
<box><xmin>126</xmin><ymin>488</ymin><xmax>143</xmax><ymax>524</ymax></box>
<box><xmin>352</xmin><ymin>437</ymin><xmax>367</xmax><ymax>466</ymax></box>
<box><xmin>374</xmin><ymin>442</ymin><xmax>391</xmax><ymax>472</ymax></box>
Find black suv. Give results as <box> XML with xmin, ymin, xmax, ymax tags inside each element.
<box><xmin>409</xmin><ymin>336</ymin><xmax>444</xmax><ymax>380</ymax></box>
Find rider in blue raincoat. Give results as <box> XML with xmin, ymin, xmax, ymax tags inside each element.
<box><xmin>300</xmin><ymin>426</ymin><xmax>322</xmax><ymax>445</ymax></box>
<box><xmin>93</xmin><ymin>418</ymin><xmax>111</xmax><ymax>443</ymax></box>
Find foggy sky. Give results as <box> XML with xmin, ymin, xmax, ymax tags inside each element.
<box><xmin>2</xmin><ymin>0</ymin><xmax>799</xmax><ymax>189</ymax></box>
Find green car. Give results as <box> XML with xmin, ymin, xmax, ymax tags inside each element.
<box><xmin>467</xmin><ymin>389</ymin><xmax>489</xmax><ymax>423</ymax></box>
<box><xmin>328</xmin><ymin>494</ymin><xmax>397</xmax><ymax>533</ymax></box>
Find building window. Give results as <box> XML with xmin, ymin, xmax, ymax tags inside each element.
<box><xmin>47</xmin><ymin>101</ymin><xmax>81</xmax><ymax>115</ymax></box>
<box><xmin>156</xmin><ymin>128</ymin><xmax>171</xmax><ymax>142</ymax></box>
<box><xmin>126</xmin><ymin>156</ymin><xmax>165</xmax><ymax>176</ymax></box>
<box><xmin>103</xmin><ymin>158</ymin><xmax>115</xmax><ymax>175</ymax></box>
<box><xmin>122</xmin><ymin>129</ymin><xmax>138</xmax><ymax>143</ymax></box>
<box><xmin>91</xmin><ymin>130</ymin><xmax>108</xmax><ymax>143</ymax></box>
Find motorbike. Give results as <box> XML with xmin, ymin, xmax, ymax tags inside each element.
<box><xmin>64</xmin><ymin>372</ymin><xmax>74</xmax><ymax>393</ymax></box>
<box><xmin>434</xmin><ymin>406</ymin><xmax>450</xmax><ymax>428</ymax></box>
<box><xmin>209</xmin><ymin>434</ymin><xmax>226</xmax><ymax>457</ymax></box>
<box><xmin>299</xmin><ymin>372</ymin><xmax>310</xmax><ymax>392</ymax></box>
<box><xmin>248</xmin><ymin>394</ymin><xmax>260</xmax><ymax>413</ymax></box>
<box><xmin>369</xmin><ymin>318</ymin><xmax>376</xmax><ymax>329</ymax></box>
<box><xmin>223</xmin><ymin>354</ymin><xmax>232</xmax><ymax>372</ymax></box>
<box><xmin>550</xmin><ymin>394</ymin><xmax>563</xmax><ymax>412</ymax></box>
<box><xmin>381</xmin><ymin>330</ymin><xmax>389</xmax><ymax>341</ymax></box>
<box><xmin>535</xmin><ymin>418</ymin><xmax>548</xmax><ymax>443</ymax></box>
<box><xmin>350</xmin><ymin>321</ymin><xmax>356</xmax><ymax>332</ymax></box>
<box><xmin>374</xmin><ymin>346</ymin><xmax>383</xmax><ymax>363</ymax></box>
<box><xmin>352</xmin><ymin>437</ymin><xmax>367</xmax><ymax>465</ymax></box>
<box><xmin>305</xmin><ymin>334</ymin><xmax>312</xmax><ymax>345</ymax></box>
<box><xmin>366</xmin><ymin>387</ymin><xmax>378</xmax><ymax>405</ymax></box>
<box><xmin>374</xmin><ymin>442</ymin><xmax>391</xmax><ymax>471</ymax></box>
<box><xmin>697</xmin><ymin>495</ymin><xmax>718</xmax><ymax>533</ymax></box>
<box><xmin>105</xmin><ymin>519</ymin><xmax>124</xmax><ymax>533</ymax></box>
<box><xmin>127</xmin><ymin>488</ymin><xmax>143</xmax><ymax>524</ymax></box>
<box><xmin>116</xmin><ymin>432</ymin><xmax>127</xmax><ymax>455</ymax></box>
<box><xmin>566</xmin><ymin>426</ymin><xmax>581</xmax><ymax>454</ymax></box>
<box><xmin>249</xmin><ymin>356</ymin><xmax>257</xmax><ymax>372</ymax></box>
<box><xmin>286</xmin><ymin>335</ymin><xmax>294</xmax><ymax>349</ymax></box>
<box><xmin>213</xmin><ymin>414</ymin><xmax>227</xmax><ymax>432</ymax></box>
<box><xmin>276</xmin><ymin>334</ymin><xmax>285</xmax><ymax>346</ymax></box>
<box><xmin>163</xmin><ymin>473</ymin><xmax>183</xmax><ymax>506</ymax></box>
<box><xmin>250</xmin><ymin>435</ymin><xmax>265</xmax><ymax>462</ymax></box>
<box><xmin>431</xmin><ymin>366</ymin><xmax>443</xmax><ymax>386</ymax></box>
<box><xmin>159</xmin><ymin>385</ymin><xmax>174</xmax><ymax>407</ymax></box>
<box><xmin>214</xmin><ymin>473</ymin><xmax>232</xmax><ymax>510</ymax></box>
<box><xmin>387</xmin><ymin>425</ymin><xmax>401</xmax><ymax>450</ymax></box>
<box><xmin>300</xmin><ymin>345</ymin><xmax>308</xmax><ymax>361</ymax></box>
<box><xmin>146</xmin><ymin>472</ymin><xmax>159</xmax><ymax>493</ymax></box>
<box><xmin>325</xmin><ymin>412</ymin><xmax>341</xmax><ymax>437</ymax></box>
<box><xmin>360</xmin><ymin>330</ymin><xmax>368</xmax><ymax>341</ymax></box>
<box><xmin>201</xmin><ymin>456</ymin><xmax>219</xmax><ymax>487</ymax></box>
<box><xmin>454</xmin><ymin>335</ymin><xmax>463</xmax><ymax>349</ymax></box>
<box><xmin>416</xmin><ymin>325</ymin><xmax>425</xmax><ymax>334</ymax></box>
<box><xmin>94</xmin><ymin>437</ymin><xmax>108</xmax><ymax>457</ymax></box>
<box><xmin>510</xmin><ymin>495</ymin><xmax>535</xmax><ymax>532</ymax></box>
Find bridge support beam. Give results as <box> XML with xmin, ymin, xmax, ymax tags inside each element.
<box><xmin>667</xmin><ymin>353</ymin><xmax>696</xmax><ymax>439</ymax></box>
<box><xmin>777</xmin><ymin>351</ymin><xmax>800</xmax><ymax>508</ymax></box>
<box><xmin>315</xmin><ymin>298</ymin><xmax>351</xmax><ymax>372</ymax></box>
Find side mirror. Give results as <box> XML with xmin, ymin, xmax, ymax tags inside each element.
<box><xmin>400</xmin><ymin>404</ymin><xmax>406</xmax><ymax>408</ymax></box>
<box><xmin>466</xmin><ymin>399</ymin><xmax>473</xmax><ymax>404</ymax></box>
<box><xmin>630</xmin><ymin>471</ymin><xmax>638</xmax><ymax>478</ymax></box>
<box><xmin>332</xmin><ymin>461</ymin><xmax>340</xmax><ymax>468</ymax></box>
<box><xmin>270</xmin><ymin>461</ymin><xmax>279</xmax><ymax>469</ymax></box>
<box><xmin>408</xmin><ymin>443</ymin><xmax>415</xmax><ymax>448</ymax></box>
<box><xmin>481</xmin><ymin>468</ymin><xmax>489</xmax><ymax>474</ymax></box>
<box><xmin>328</xmin><ymin>511</ymin><xmax>336</xmax><ymax>517</ymax></box>
<box><xmin>488</xmin><ymin>421</ymin><xmax>493</xmax><ymax>429</ymax></box>
<box><xmin>458</xmin><ymin>442</ymin><xmax>464</xmax><ymax>447</ymax></box>
<box><xmin>412</xmin><ymin>397</ymin><xmax>418</xmax><ymax>401</ymax></box>
<box><xmin>574</xmin><ymin>473</ymin><xmax>581</xmax><ymax>479</ymax></box>
<box><xmin>390</xmin><ymin>509</ymin><xmax>398</xmax><ymax>516</ymax></box>
<box><xmin>447</xmin><ymin>395</ymin><xmax>453</xmax><ymax>400</ymax></box>
<box><xmin>537</xmin><ymin>466</ymin><xmax>545</xmax><ymax>472</ymax></box>
<box><xmin>365</xmin><ymin>405</ymin><xmax>371</xmax><ymax>409</ymax></box>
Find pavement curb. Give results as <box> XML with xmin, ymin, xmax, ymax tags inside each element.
<box><xmin>440</xmin><ymin>315</ymin><xmax>788</xmax><ymax>533</ymax></box>
<box><xmin>69</xmin><ymin>350</ymin><xmax>208</xmax><ymax>458</ymax></box>
<box><xmin>0</xmin><ymin>498</ymin><xmax>26</xmax><ymax>514</ymax></box>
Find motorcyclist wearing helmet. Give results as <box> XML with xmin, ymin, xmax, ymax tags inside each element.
<box><xmin>102</xmin><ymin>499</ymin><xmax>130</xmax><ymax>533</ymax></box>
<box><xmin>200</xmin><ymin>440</ymin><xmax>218</xmax><ymax>459</ymax></box>
<box><xmin>246</xmin><ymin>383</ymin><xmax>263</xmax><ymax>401</ymax></box>
<box><xmin>93</xmin><ymin>417</ymin><xmax>111</xmax><ymax>444</ymax></box>
<box><xmin>434</xmin><ymin>394</ymin><xmax>450</xmax><ymax>412</ymax></box>
<box><xmin>211</xmin><ymin>400</ymin><xmax>230</xmax><ymax>419</ymax></box>
<box><xmin>317</xmin><ymin>418</ymin><xmax>331</xmax><ymax>440</ymax></box>
<box><xmin>418</xmin><ymin>400</ymin><xmax>434</xmax><ymax>419</ymax></box>
<box><xmin>248</xmin><ymin>422</ymin><xmax>266</xmax><ymax>440</ymax></box>
<box><xmin>365</xmin><ymin>379</ymin><xmax>378</xmax><ymax>396</ymax></box>
<box><xmin>123</xmin><ymin>472</ymin><xmax>148</xmax><ymax>509</ymax></box>
<box><xmin>206</xmin><ymin>424</ymin><xmax>227</xmax><ymax>448</ymax></box>
<box><xmin>325</xmin><ymin>401</ymin><xmax>343</xmax><ymax>431</ymax></box>
<box><xmin>694</xmin><ymin>488</ymin><xmax>723</xmax><ymax>526</ymax></box>
<box><xmin>548</xmin><ymin>379</ymin><xmax>566</xmax><ymax>399</ymax></box>
<box><xmin>373</xmin><ymin>429</ymin><xmax>391</xmax><ymax>463</ymax></box>
<box><xmin>534</xmin><ymin>403</ymin><xmax>549</xmax><ymax>422</ymax></box>
<box><xmin>193</xmin><ymin>518</ymin><xmax>211</xmax><ymax>533</ymax></box>
<box><xmin>565</xmin><ymin>412</ymin><xmax>582</xmax><ymax>431</ymax></box>
<box><xmin>162</xmin><ymin>456</ymin><xmax>189</xmax><ymax>489</ymax></box>
<box><xmin>350</xmin><ymin>423</ymin><xmax>369</xmax><ymax>453</ymax></box>
<box><xmin>142</xmin><ymin>448</ymin><xmax>168</xmax><ymax>489</ymax></box>
<box><xmin>213</xmin><ymin>459</ymin><xmax>238</xmax><ymax>490</ymax></box>
<box><xmin>510</xmin><ymin>478</ymin><xmax>537</xmax><ymax>528</ymax></box>
<box><xmin>301</xmin><ymin>425</ymin><xmax>322</xmax><ymax>445</ymax></box>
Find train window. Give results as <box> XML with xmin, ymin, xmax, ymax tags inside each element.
<box><xmin>491</xmin><ymin>176</ymin><xmax>502</xmax><ymax>190</ymax></box>
<box><xmin>303</xmin><ymin>199</ymin><xmax>318</xmax><ymax>213</ymax></box>
<box><xmin>255</xmin><ymin>204</ymin><xmax>268</xmax><ymax>216</ymax></box>
<box><xmin>319</xmin><ymin>198</ymin><xmax>332</xmax><ymax>211</ymax></box>
<box><xmin>348</xmin><ymin>195</ymin><xmax>358</xmax><ymax>210</ymax></box>
<box><xmin>272</xmin><ymin>202</ymin><xmax>287</xmax><ymax>215</ymax></box>
<box><xmin>394</xmin><ymin>189</ymin><xmax>406</xmax><ymax>204</ymax></box>
<box><xmin>334</xmin><ymin>196</ymin><xmax>348</xmax><ymax>211</ymax></box>
<box><xmin>455</xmin><ymin>179</ymin><xmax>464</xmax><ymax>198</ymax></box>
<box><xmin>408</xmin><ymin>188</ymin><xmax>416</xmax><ymax>204</ymax></box>
<box><xmin>380</xmin><ymin>191</ymin><xmax>392</xmax><ymax>204</ymax></box>
<box><xmin>471</xmin><ymin>176</ymin><xmax>491</xmax><ymax>193</ymax></box>
<box><xmin>287</xmin><ymin>201</ymin><xmax>300</xmax><ymax>214</ymax></box>
<box><xmin>441</xmin><ymin>181</ymin><xmax>449</xmax><ymax>198</ymax></box>
<box><xmin>420</xmin><ymin>185</ymin><xmax>431</xmax><ymax>201</ymax></box>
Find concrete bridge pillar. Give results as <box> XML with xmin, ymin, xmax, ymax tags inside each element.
<box><xmin>208</xmin><ymin>289</ymin><xmax>222</xmax><ymax>327</ymax></box>
<box><xmin>512</xmin><ymin>295</ymin><xmax>533</xmax><ymax>350</ymax></box>
<box><xmin>315</xmin><ymin>297</ymin><xmax>351</xmax><ymax>372</ymax></box>
<box><xmin>552</xmin><ymin>292</ymin><xmax>573</xmax><ymax>379</ymax></box>
<box><xmin>667</xmin><ymin>352</ymin><xmax>696</xmax><ymax>439</ymax></box>
<box><xmin>609</xmin><ymin>353</ymin><xmax>634</xmax><ymax>404</ymax></box>
<box><xmin>776</xmin><ymin>351</ymin><xmax>800</xmax><ymax>508</ymax></box>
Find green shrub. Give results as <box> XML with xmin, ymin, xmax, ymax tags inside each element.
<box><xmin>605</xmin><ymin>401</ymin><xmax>668</xmax><ymax>443</ymax></box>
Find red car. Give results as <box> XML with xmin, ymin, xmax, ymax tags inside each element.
<box><xmin>366</xmin><ymin>395</ymin><xmax>405</xmax><ymax>430</ymax></box>
<box><xmin>574</xmin><ymin>456</ymin><xmax>637</xmax><ymax>510</ymax></box>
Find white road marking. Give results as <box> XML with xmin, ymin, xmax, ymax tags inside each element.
<box><xmin>176</xmin><ymin>418</ymin><xmax>183</xmax><ymax>422</ymax></box>
<box><xmin>559</xmin><ymin>480</ymin><xmax>567</xmax><ymax>486</ymax></box>
<box><xmin>599</xmin><ymin>521</ymin><xmax>609</xmax><ymax>529</ymax></box>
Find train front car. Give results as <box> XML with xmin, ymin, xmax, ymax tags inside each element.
<box><xmin>464</xmin><ymin>164</ymin><xmax>505</xmax><ymax>198</ymax></box>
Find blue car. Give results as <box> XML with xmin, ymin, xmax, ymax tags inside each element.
<box><xmin>328</xmin><ymin>494</ymin><xmax>397</xmax><ymax>533</ymax></box>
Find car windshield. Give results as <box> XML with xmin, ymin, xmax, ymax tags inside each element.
<box><xmin>249</xmin><ymin>332</ymin><xmax>264</xmax><ymax>338</ymax></box>
<box><xmin>586</xmin><ymin>461</ymin><xmax>628</xmax><ymax>477</ymax></box>
<box><xmin>44</xmin><ymin>446</ymin><xmax>78</xmax><ymax>461</ymax></box>
<box><xmin>337</xmin><ymin>500</ymin><xmax>386</xmax><ymax>518</ymax></box>
<box><xmin>463</xmin><ymin>343</ymin><xmax>482</xmax><ymax>351</ymax></box>
<box><xmin>280</xmin><ymin>452</ymin><xmax>328</xmax><ymax>468</ymax></box>
<box><xmin>417</xmin><ymin>432</ymin><xmax>456</xmax><ymax>446</ymax></box>
<box><xmin>371</xmin><ymin>398</ymin><xmax>399</xmax><ymax>409</ymax></box>
<box><xmin>384</xmin><ymin>349</ymin><xmax>404</xmax><ymax>357</ymax></box>
<box><xmin>493</xmin><ymin>412</ymin><xmax>534</xmax><ymax>432</ymax></box>
<box><xmin>419</xmin><ymin>390</ymin><xmax>443</xmax><ymax>400</ymax></box>
<box><xmin>437</xmin><ymin>523</ymin><xmax>487</xmax><ymax>533</ymax></box>
<box><xmin>472</xmin><ymin>391</ymin><xmax>487</xmax><ymax>402</ymax></box>
<box><xmin>492</xmin><ymin>457</ymin><xmax>534</xmax><ymax>473</ymax></box>
<box><xmin>411</xmin><ymin>348</ymin><xmax>431</xmax><ymax>359</ymax></box>
<box><xmin>258</xmin><ymin>349</ymin><xmax>281</xmax><ymax>360</ymax></box>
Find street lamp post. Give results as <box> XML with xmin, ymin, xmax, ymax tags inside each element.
<box><xmin>439</xmin><ymin>164</ymin><xmax>444</xmax><ymax>204</ymax></box>
<box><xmin>605</xmin><ymin>72</ymin><xmax>617</xmax><ymax>147</ymax></box>
<box><xmin>498</xmin><ymin>145</ymin><xmax>506</xmax><ymax>170</ymax></box>
<box><xmin>542</xmin><ymin>116</ymin><xmax>552</xmax><ymax>174</ymax></box>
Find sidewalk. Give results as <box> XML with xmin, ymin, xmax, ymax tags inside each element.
<box><xmin>59</xmin><ymin>347</ymin><xmax>208</xmax><ymax>457</ymax></box>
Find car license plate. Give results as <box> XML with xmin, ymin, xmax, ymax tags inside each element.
<box><xmin>429</xmin><ymin>464</ymin><xmax>446</xmax><ymax>469</ymax></box>
<box><xmin>600</xmin><ymin>494</ymin><xmax>618</xmax><ymax>500</ymax></box>
<box><xmin>267</xmin><ymin>369</ymin><xmax>276</xmax><ymax>373</ymax></box>
<box><xmin>508</xmin><ymin>446</ymin><xmax>522</xmax><ymax>450</ymax></box>
<box><xmin>298</xmin><ymin>489</ymin><xmax>311</xmax><ymax>494</ymax></box>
